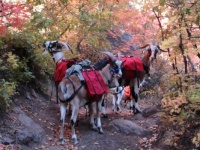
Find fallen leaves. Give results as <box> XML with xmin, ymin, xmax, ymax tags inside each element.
<box><xmin>139</xmin><ymin>134</ymin><xmax>158</xmax><ymax>150</ymax></box>
<box><xmin>192</xmin><ymin>132</ymin><xmax>200</xmax><ymax>148</ymax></box>
<box><xmin>161</xmin><ymin>95</ymin><xmax>188</xmax><ymax>115</ymax></box>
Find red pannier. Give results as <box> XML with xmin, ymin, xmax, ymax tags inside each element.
<box><xmin>54</xmin><ymin>59</ymin><xmax>76</xmax><ymax>84</ymax></box>
<box><xmin>120</xmin><ymin>56</ymin><xmax>144</xmax><ymax>79</ymax></box>
<box><xmin>82</xmin><ymin>69</ymin><xmax>108</xmax><ymax>102</ymax></box>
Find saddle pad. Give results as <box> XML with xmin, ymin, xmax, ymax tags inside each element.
<box><xmin>82</xmin><ymin>69</ymin><xmax>108</xmax><ymax>102</ymax></box>
<box><xmin>54</xmin><ymin>60</ymin><xmax>76</xmax><ymax>83</ymax></box>
<box><xmin>120</xmin><ymin>56</ymin><xmax>144</xmax><ymax>79</ymax></box>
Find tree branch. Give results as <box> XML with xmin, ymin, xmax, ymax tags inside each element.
<box><xmin>152</xmin><ymin>8</ymin><xmax>164</xmax><ymax>41</ymax></box>
<box><xmin>76</xmin><ymin>21</ymin><xmax>97</xmax><ymax>53</ymax></box>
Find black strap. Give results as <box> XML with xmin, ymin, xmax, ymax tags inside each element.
<box><xmin>133</xmin><ymin>60</ymin><xmax>140</xmax><ymax>88</ymax></box>
<box><xmin>59</xmin><ymin>78</ymin><xmax>83</xmax><ymax>102</ymax></box>
<box><xmin>113</xmin><ymin>86</ymin><xmax>124</xmax><ymax>95</ymax></box>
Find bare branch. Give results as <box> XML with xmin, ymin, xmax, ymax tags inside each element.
<box><xmin>189</xmin><ymin>36</ymin><xmax>200</xmax><ymax>38</ymax></box>
<box><xmin>152</xmin><ymin>8</ymin><xmax>164</xmax><ymax>40</ymax></box>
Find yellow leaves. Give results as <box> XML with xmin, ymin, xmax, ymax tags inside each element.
<box><xmin>186</xmin><ymin>85</ymin><xmax>200</xmax><ymax>104</ymax></box>
<box><xmin>192</xmin><ymin>132</ymin><xmax>200</xmax><ymax>148</ymax></box>
<box><xmin>160</xmin><ymin>37</ymin><xmax>179</xmax><ymax>50</ymax></box>
<box><xmin>46</xmin><ymin>1</ymin><xmax>51</xmax><ymax>9</ymax></box>
<box><xmin>7</xmin><ymin>52</ymin><xmax>19</xmax><ymax>69</ymax></box>
<box><xmin>162</xmin><ymin>95</ymin><xmax>188</xmax><ymax>115</ymax></box>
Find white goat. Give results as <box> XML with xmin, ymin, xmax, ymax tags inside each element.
<box><xmin>111</xmin><ymin>79</ymin><xmax>148</xmax><ymax>113</ymax></box>
<box><xmin>43</xmin><ymin>40</ymin><xmax>75</xmax><ymax>104</ymax></box>
<box><xmin>58</xmin><ymin>52</ymin><xmax>123</xmax><ymax>144</ymax></box>
<box><xmin>109</xmin><ymin>43</ymin><xmax>165</xmax><ymax>114</ymax></box>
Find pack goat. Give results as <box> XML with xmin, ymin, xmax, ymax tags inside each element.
<box><xmin>111</xmin><ymin>43</ymin><xmax>166</xmax><ymax>114</ymax></box>
<box><xmin>58</xmin><ymin>52</ymin><xmax>123</xmax><ymax>144</ymax></box>
<box><xmin>43</xmin><ymin>40</ymin><xmax>76</xmax><ymax>104</ymax></box>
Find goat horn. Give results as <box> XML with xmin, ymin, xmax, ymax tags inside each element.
<box><xmin>137</xmin><ymin>44</ymin><xmax>149</xmax><ymax>49</ymax></box>
<box><xmin>58</xmin><ymin>41</ymin><xmax>73</xmax><ymax>53</ymax></box>
<box><xmin>157</xmin><ymin>46</ymin><xmax>168</xmax><ymax>52</ymax></box>
<box><xmin>101</xmin><ymin>51</ymin><xmax>116</xmax><ymax>62</ymax></box>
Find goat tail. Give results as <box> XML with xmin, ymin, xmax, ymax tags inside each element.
<box><xmin>59</xmin><ymin>82</ymin><xmax>69</xmax><ymax>102</ymax></box>
<box><xmin>59</xmin><ymin>81</ymin><xmax>84</xmax><ymax>102</ymax></box>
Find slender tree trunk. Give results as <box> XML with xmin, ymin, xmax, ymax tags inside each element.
<box><xmin>179</xmin><ymin>34</ymin><xmax>188</xmax><ymax>74</ymax></box>
<box><xmin>153</xmin><ymin>8</ymin><xmax>164</xmax><ymax>41</ymax></box>
<box><xmin>187</xmin><ymin>56</ymin><xmax>196</xmax><ymax>71</ymax></box>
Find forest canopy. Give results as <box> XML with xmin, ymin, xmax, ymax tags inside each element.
<box><xmin>0</xmin><ymin>0</ymin><xmax>199</xmax><ymax>148</ymax></box>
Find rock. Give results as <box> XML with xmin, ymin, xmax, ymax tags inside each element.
<box><xmin>2</xmin><ymin>137</ymin><xmax>15</xmax><ymax>144</ymax></box>
<box><xmin>26</xmin><ymin>92</ymin><xmax>32</xmax><ymax>100</ymax></box>
<box><xmin>30</xmin><ymin>89</ymin><xmax>38</xmax><ymax>98</ymax></box>
<box><xmin>133</xmin><ymin>113</ymin><xmax>145</xmax><ymax>120</ymax></box>
<box><xmin>109</xmin><ymin>119</ymin><xmax>152</xmax><ymax>136</ymax></box>
<box><xmin>142</xmin><ymin>106</ymin><xmax>160</xmax><ymax>118</ymax></box>
<box><xmin>13</xmin><ymin>107</ymin><xmax>44</xmax><ymax>145</ymax></box>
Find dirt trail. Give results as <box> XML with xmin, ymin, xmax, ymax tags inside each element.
<box><xmin>0</xmin><ymin>88</ymin><xmax>162</xmax><ymax>150</ymax></box>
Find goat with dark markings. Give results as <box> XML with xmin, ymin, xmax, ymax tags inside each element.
<box><xmin>58</xmin><ymin>52</ymin><xmax>124</xmax><ymax>144</ymax></box>
<box><xmin>110</xmin><ymin>43</ymin><xmax>164</xmax><ymax>114</ymax></box>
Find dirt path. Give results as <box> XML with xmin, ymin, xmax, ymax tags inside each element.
<box><xmin>0</xmin><ymin>89</ymin><xmax>162</xmax><ymax>150</ymax></box>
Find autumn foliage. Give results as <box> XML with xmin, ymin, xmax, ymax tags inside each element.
<box><xmin>0</xmin><ymin>0</ymin><xmax>199</xmax><ymax>149</ymax></box>
<box><xmin>0</xmin><ymin>1</ymin><xmax>30</xmax><ymax>37</ymax></box>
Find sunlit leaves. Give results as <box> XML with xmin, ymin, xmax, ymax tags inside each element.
<box><xmin>161</xmin><ymin>37</ymin><xmax>179</xmax><ymax>50</ymax></box>
<box><xmin>159</xmin><ymin>0</ymin><xmax>165</xmax><ymax>6</ymax></box>
<box><xmin>192</xmin><ymin>132</ymin><xmax>200</xmax><ymax>148</ymax></box>
<box><xmin>7</xmin><ymin>52</ymin><xmax>19</xmax><ymax>69</ymax></box>
<box><xmin>195</xmin><ymin>15</ymin><xmax>200</xmax><ymax>25</ymax></box>
<box><xmin>186</xmin><ymin>87</ymin><xmax>200</xmax><ymax>104</ymax></box>
<box><xmin>0</xmin><ymin>2</ymin><xmax>30</xmax><ymax>37</ymax></box>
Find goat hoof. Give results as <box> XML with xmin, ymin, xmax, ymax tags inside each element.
<box><xmin>75</xmin><ymin>120</ymin><xmax>79</xmax><ymax>127</ymax></box>
<box><xmin>117</xmin><ymin>107</ymin><xmax>119</xmax><ymax>111</ymax></box>
<box><xmin>134</xmin><ymin>109</ymin><xmax>141</xmax><ymax>114</ymax></box>
<box><xmin>61</xmin><ymin>140</ymin><xmax>65</xmax><ymax>145</ymax></box>
<box><xmin>59</xmin><ymin>138</ymin><xmax>66</xmax><ymax>145</ymax></box>
<box><xmin>98</xmin><ymin>127</ymin><xmax>103</xmax><ymax>134</ymax></box>
<box><xmin>74</xmin><ymin>140</ymin><xmax>79</xmax><ymax>145</ymax></box>
<box><xmin>90</xmin><ymin>124</ymin><xmax>98</xmax><ymax>131</ymax></box>
<box><xmin>102</xmin><ymin>114</ymin><xmax>108</xmax><ymax>118</ymax></box>
<box><xmin>59</xmin><ymin>136</ymin><xmax>63</xmax><ymax>141</ymax></box>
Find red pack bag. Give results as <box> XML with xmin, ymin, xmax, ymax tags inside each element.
<box><xmin>120</xmin><ymin>56</ymin><xmax>144</xmax><ymax>79</ymax></box>
<box><xmin>82</xmin><ymin>69</ymin><xmax>108</xmax><ymax>102</ymax></box>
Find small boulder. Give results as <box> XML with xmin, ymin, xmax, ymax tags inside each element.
<box><xmin>142</xmin><ymin>106</ymin><xmax>160</xmax><ymax>118</ymax></box>
<box><xmin>109</xmin><ymin>119</ymin><xmax>152</xmax><ymax>136</ymax></box>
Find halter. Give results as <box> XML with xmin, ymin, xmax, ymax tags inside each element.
<box><xmin>103</xmin><ymin>62</ymin><xmax>121</xmax><ymax>88</ymax></box>
<box><xmin>45</xmin><ymin>41</ymin><xmax>63</xmax><ymax>63</ymax></box>
<box><xmin>109</xmin><ymin>63</ymin><xmax>120</xmax><ymax>74</ymax></box>
<box><xmin>47</xmin><ymin>41</ymin><xmax>62</xmax><ymax>54</ymax></box>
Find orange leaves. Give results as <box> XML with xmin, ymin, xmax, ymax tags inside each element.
<box><xmin>0</xmin><ymin>26</ymin><xmax>6</xmax><ymax>37</ymax></box>
<box><xmin>0</xmin><ymin>2</ymin><xmax>30</xmax><ymax>37</ymax></box>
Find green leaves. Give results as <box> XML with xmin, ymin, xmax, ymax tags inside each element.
<box><xmin>195</xmin><ymin>15</ymin><xmax>200</xmax><ymax>25</ymax></box>
<box><xmin>187</xmin><ymin>87</ymin><xmax>200</xmax><ymax>103</ymax></box>
<box><xmin>159</xmin><ymin>0</ymin><xmax>165</xmax><ymax>6</ymax></box>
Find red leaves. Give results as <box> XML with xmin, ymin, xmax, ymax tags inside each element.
<box><xmin>0</xmin><ymin>2</ymin><xmax>30</xmax><ymax>37</ymax></box>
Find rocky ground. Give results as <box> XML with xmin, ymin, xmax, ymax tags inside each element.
<box><xmin>0</xmin><ymin>85</ymin><xmax>170</xmax><ymax>150</ymax></box>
